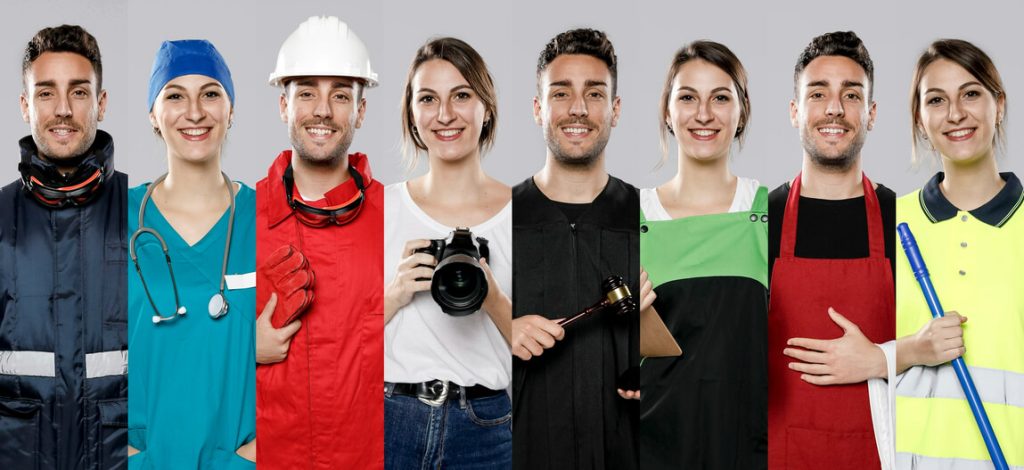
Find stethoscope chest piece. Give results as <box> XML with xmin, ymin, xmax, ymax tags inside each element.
<box><xmin>208</xmin><ymin>293</ymin><xmax>228</xmax><ymax>319</ymax></box>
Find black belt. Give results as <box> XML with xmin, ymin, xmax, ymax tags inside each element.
<box><xmin>388</xmin><ymin>380</ymin><xmax>503</xmax><ymax>406</ymax></box>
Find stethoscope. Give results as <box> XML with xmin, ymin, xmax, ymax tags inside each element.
<box><xmin>129</xmin><ymin>172</ymin><xmax>236</xmax><ymax>324</ymax></box>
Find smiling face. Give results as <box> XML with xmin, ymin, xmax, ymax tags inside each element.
<box><xmin>20</xmin><ymin>52</ymin><xmax>106</xmax><ymax>163</ymax></box>
<box><xmin>667</xmin><ymin>59</ymin><xmax>742</xmax><ymax>163</ymax></box>
<box><xmin>534</xmin><ymin>54</ymin><xmax>620</xmax><ymax>167</ymax></box>
<box><xmin>280</xmin><ymin>76</ymin><xmax>365</xmax><ymax>166</ymax></box>
<box><xmin>917</xmin><ymin>58</ymin><xmax>1004</xmax><ymax>166</ymax></box>
<box><xmin>411</xmin><ymin>59</ymin><xmax>488</xmax><ymax>164</ymax></box>
<box><xmin>791</xmin><ymin>55</ymin><xmax>876</xmax><ymax>171</ymax></box>
<box><xmin>149</xmin><ymin>74</ymin><xmax>231</xmax><ymax>164</ymax></box>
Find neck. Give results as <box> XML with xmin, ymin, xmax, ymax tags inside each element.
<box><xmin>535</xmin><ymin>151</ymin><xmax>608</xmax><ymax>203</ymax></box>
<box><xmin>415</xmin><ymin>151</ymin><xmax>488</xmax><ymax>203</ymax></box>
<box><xmin>664</xmin><ymin>150</ymin><xmax>734</xmax><ymax>200</ymax></box>
<box><xmin>161</xmin><ymin>152</ymin><xmax>227</xmax><ymax>204</ymax></box>
<box><xmin>940</xmin><ymin>153</ymin><xmax>1003</xmax><ymax>210</ymax></box>
<box><xmin>291</xmin><ymin>151</ymin><xmax>351</xmax><ymax>200</ymax></box>
<box><xmin>799</xmin><ymin>153</ymin><xmax>864</xmax><ymax>199</ymax></box>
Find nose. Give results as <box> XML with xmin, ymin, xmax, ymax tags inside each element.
<box><xmin>825</xmin><ymin>94</ymin><xmax>845</xmax><ymax>118</ymax></box>
<box><xmin>313</xmin><ymin>93</ymin><xmax>332</xmax><ymax>120</ymax></box>
<box><xmin>947</xmin><ymin>99</ymin><xmax>965</xmax><ymax>123</ymax></box>
<box><xmin>54</xmin><ymin>93</ymin><xmax>72</xmax><ymax>118</ymax></box>
<box><xmin>186</xmin><ymin>97</ymin><xmax>206</xmax><ymax>123</ymax></box>
<box><xmin>696</xmin><ymin>99</ymin><xmax>714</xmax><ymax>125</ymax></box>
<box><xmin>569</xmin><ymin>93</ymin><xmax>589</xmax><ymax>119</ymax></box>
<box><xmin>437</xmin><ymin>100</ymin><xmax>455</xmax><ymax>125</ymax></box>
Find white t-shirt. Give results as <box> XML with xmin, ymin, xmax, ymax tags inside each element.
<box><xmin>383</xmin><ymin>182</ymin><xmax>512</xmax><ymax>390</ymax></box>
<box><xmin>640</xmin><ymin>176</ymin><xmax>760</xmax><ymax>221</ymax></box>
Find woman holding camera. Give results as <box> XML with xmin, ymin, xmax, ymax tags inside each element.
<box><xmin>382</xmin><ymin>37</ymin><xmax>512</xmax><ymax>469</ymax></box>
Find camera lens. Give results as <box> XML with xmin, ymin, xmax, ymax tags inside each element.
<box><xmin>432</xmin><ymin>254</ymin><xmax>488</xmax><ymax>316</ymax></box>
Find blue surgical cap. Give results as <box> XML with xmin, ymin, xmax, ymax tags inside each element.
<box><xmin>147</xmin><ymin>39</ymin><xmax>235</xmax><ymax>110</ymax></box>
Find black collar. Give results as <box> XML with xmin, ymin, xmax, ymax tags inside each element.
<box><xmin>919</xmin><ymin>172</ymin><xmax>1023</xmax><ymax>227</ymax></box>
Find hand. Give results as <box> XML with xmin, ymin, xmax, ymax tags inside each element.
<box><xmin>639</xmin><ymin>267</ymin><xmax>656</xmax><ymax>314</ymax></box>
<box><xmin>128</xmin><ymin>445</ymin><xmax>139</xmax><ymax>457</ymax></box>
<box><xmin>617</xmin><ymin>389</ymin><xmax>640</xmax><ymax>400</ymax></box>
<box><xmin>235</xmin><ymin>439</ymin><xmax>256</xmax><ymax>463</ymax></box>
<box><xmin>512</xmin><ymin>315</ymin><xmax>565</xmax><ymax>361</ymax></box>
<box><xmin>384</xmin><ymin>239</ymin><xmax>436</xmax><ymax>321</ymax></box>
<box><xmin>479</xmin><ymin>257</ymin><xmax>512</xmax><ymax>343</ymax></box>
<box><xmin>256</xmin><ymin>294</ymin><xmax>302</xmax><ymax>364</ymax></box>
<box><xmin>783</xmin><ymin>307</ymin><xmax>887</xmax><ymax>385</ymax></box>
<box><xmin>901</xmin><ymin>311</ymin><xmax>966</xmax><ymax>370</ymax></box>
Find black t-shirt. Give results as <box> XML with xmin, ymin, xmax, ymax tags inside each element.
<box><xmin>768</xmin><ymin>182</ymin><xmax>896</xmax><ymax>278</ymax></box>
<box><xmin>553</xmin><ymin>201</ymin><xmax>592</xmax><ymax>223</ymax></box>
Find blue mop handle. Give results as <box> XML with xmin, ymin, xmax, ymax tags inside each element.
<box><xmin>897</xmin><ymin>223</ymin><xmax>1008</xmax><ymax>469</ymax></box>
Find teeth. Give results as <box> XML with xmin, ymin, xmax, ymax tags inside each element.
<box><xmin>52</xmin><ymin>129</ymin><xmax>73</xmax><ymax>136</ymax></box>
<box><xmin>436</xmin><ymin>129</ymin><xmax>461</xmax><ymax>137</ymax></box>
<box><xmin>948</xmin><ymin>129</ymin><xmax>972</xmax><ymax>138</ymax></box>
<box><xmin>563</xmin><ymin>127</ymin><xmax>589</xmax><ymax>135</ymax></box>
<box><xmin>819</xmin><ymin>127</ymin><xmax>846</xmax><ymax>135</ymax></box>
<box><xmin>307</xmin><ymin>128</ymin><xmax>333</xmax><ymax>136</ymax></box>
<box><xmin>692</xmin><ymin>129</ymin><xmax>717</xmax><ymax>137</ymax></box>
<box><xmin>180</xmin><ymin>128</ymin><xmax>209</xmax><ymax>136</ymax></box>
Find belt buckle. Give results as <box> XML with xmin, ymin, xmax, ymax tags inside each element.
<box><xmin>418</xmin><ymin>380</ymin><xmax>449</xmax><ymax>407</ymax></box>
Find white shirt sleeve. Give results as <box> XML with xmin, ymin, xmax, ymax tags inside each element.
<box><xmin>868</xmin><ymin>339</ymin><xmax>897</xmax><ymax>470</ymax></box>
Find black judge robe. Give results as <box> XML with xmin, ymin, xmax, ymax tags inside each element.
<box><xmin>512</xmin><ymin>176</ymin><xmax>640</xmax><ymax>469</ymax></box>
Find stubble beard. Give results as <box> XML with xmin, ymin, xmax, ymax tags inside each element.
<box><xmin>290</xmin><ymin>119</ymin><xmax>353</xmax><ymax>168</ymax></box>
<box><xmin>545</xmin><ymin>119</ymin><xmax>610</xmax><ymax>169</ymax></box>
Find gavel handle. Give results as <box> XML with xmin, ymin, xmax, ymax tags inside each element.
<box><xmin>557</xmin><ymin>300</ymin><xmax>609</xmax><ymax>327</ymax></box>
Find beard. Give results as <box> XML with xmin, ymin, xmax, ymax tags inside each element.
<box><xmin>32</xmin><ymin>117</ymin><xmax>96</xmax><ymax>163</ymax></box>
<box><xmin>801</xmin><ymin>118</ymin><xmax>866</xmax><ymax>172</ymax></box>
<box><xmin>544</xmin><ymin>117</ymin><xmax>610</xmax><ymax>169</ymax></box>
<box><xmin>290</xmin><ymin>117</ymin><xmax>353</xmax><ymax>167</ymax></box>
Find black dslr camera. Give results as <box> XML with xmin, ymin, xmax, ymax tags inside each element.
<box><xmin>415</xmin><ymin>228</ymin><xmax>491</xmax><ymax>316</ymax></box>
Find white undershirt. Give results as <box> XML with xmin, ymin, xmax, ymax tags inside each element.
<box><xmin>640</xmin><ymin>176</ymin><xmax>760</xmax><ymax>221</ymax></box>
<box><xmin>383</xmin><ymin>182</ymin><xmax>512</xmax><ymax>390</ymax></box>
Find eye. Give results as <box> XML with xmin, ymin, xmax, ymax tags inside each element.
<box><xmin>203</xmin><ymin>90</ymin><xmax>221</xmax><ymax>99</ymax></box>
<box><xmin>713</xmin><ymin>94</ymin><xmax>731</xmax><ymax>103</ymax></box>
<box><xmin>552</xmin><ymin>91</ymin><xmax>568</xmax><ymax>99</ymax></box>
<box><xmin>165</xmin><ymin>93</ymin><xmax>183</xmax><ymax>101</ymax></box>
<box><xmin>37</xmin><ymin>90</ymin><xmax>53</xmax><ymax>99</ymax></box>
<box><xmin>964</xmin><ymin>89</ymin><xmax>982</xmax><ymax>99</ymax></box>
<box><xmin>298</xmin><ymin>90</ymin><xmax>314</xmax><ymax>99</ymax></box>
<box><xmin>809</xmin><ymin>92</ymin><xmax>825</xmax><ymax>100</ymax></box>
<box><xmin>588</xmin><ymin>91</ymin><xmax>605</xmax><ymax>99</ymax></box>
<box><xmin>844</xmin><ymin>92</ymin><xmax>861</xmax><ymax>101</ymax></box>
<box><xmin>926</xmin><ymin>96</ymin><xmax>944</xmax><ymax>106</ymax></box>
<box><xmin>678</xmin><ymin>94</ymin><xmax>695</xmax><ymax>102</ymax></box>
<box><xmin>417</xmin><ymin>95</ymin><xmax>435</xmax><ymax>104</ymax></box>
<box><xmin>454</xmin><ymin>91</ymin><xmax>472</xmax><ymax>101</ymax></box>
<box><xmin>72</xmin><ymin>89</ymin><xmax>89</xmax><ymax>98</ymax></box>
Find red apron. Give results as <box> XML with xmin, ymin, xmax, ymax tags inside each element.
<box><xmin>767</xmin><ymin>173</ymin><xmax>894</xmax><ymax>469</ymax></box>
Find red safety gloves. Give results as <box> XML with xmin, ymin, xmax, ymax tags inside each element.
<box><xmin>259</xmin><ymin>244</ymin><xmax>316</xmax><ymax>328</ymax></box>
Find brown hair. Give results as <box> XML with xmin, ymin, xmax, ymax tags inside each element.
<box><xmin>659</xmin><ymin>40</ymin><xmax>751</xmax><ymax>163</ymax></box>
<box><xmin>537</xmin><ymin>28</ymin><xmax>617</xmax><ymax>96</ymax></box>
<box><xmin>400</xmin><ymin>37</ymin><xmax>498</xmax><ymax>172</ymax></box>
<box><xmin>910</xmin><ymin>39</ymin><xmax>1007</xmax><ymax>164</ymax></box>
<box><xmin>23</xmin><ymin>24</ymin><xmax>103</xmax><ymax>91</ymax></box>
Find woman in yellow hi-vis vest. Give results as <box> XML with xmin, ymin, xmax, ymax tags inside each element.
<box><xmin>895</xmin><ymin>39</ymin><xmax>1023</xmax><ymax>469</ymax></box>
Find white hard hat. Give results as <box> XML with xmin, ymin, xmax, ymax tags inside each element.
<box><xmin>268</xmin><ymin>16</ymin><xmax>378</xmax><ymax>88</ymax></box>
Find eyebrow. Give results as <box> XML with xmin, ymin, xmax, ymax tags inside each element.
<box><xmin>924</xmin><ymin>81</ymin><xmax>985</xmax><ymax>95</ymax></box>
<box><xmin>675</xmin><ymin>86</ymin><xmax>734</xmax><ymax>94</ymax></box>
<box><xmin>416</xmin><ymin>84</ymin><xmax>471</xmax><ymax>94</ymax></box>
<box><xmin>164</xmin><ymin>81</ymin><xmax>222</xmax><ymax>92</ymax></box>
<box><xmin>806</xmin><ymin>79</ymin><xmax>864</xmax><ymax>89</ymax></box>
<box><xmin>293</xmin><ymin>79</ymin><xmax>352</xmax><ymax>89</ymax></box>
<box><xmin>34</xmin><ymin>78</ymin><xmax>92</xmax><ymax>88</ymax></box>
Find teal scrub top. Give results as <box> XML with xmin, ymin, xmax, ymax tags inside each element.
<box><xmin>127</xmin><ymin>182</ymin><xmax>256</xmax><ymax>470</ymax></box>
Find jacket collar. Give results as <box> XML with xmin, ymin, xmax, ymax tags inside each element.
<box><xmin>920</xmin><ymin>171</ymin><xmax>1023</xmax><ymax>227</ymax></box>
<box><xmin>512</xmin><ymin>174</ymin><xmax>637</xmax><ymax>231</ymax></box>
<box><xmin>265</xmin><ymin>150</ymin><xmax>374</xmax><ymax>228</ymax></box>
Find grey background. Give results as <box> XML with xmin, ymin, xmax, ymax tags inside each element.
<box><xmin>2</xmin><ymin>0</ymin><xmax>1020</xmax><ymax>195</ymax></box>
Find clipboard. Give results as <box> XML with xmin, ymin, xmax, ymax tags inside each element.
<box><xmin>641</xmin><ymin>306</ymin><xmax>681</xmax><ymax>357</ymax></box>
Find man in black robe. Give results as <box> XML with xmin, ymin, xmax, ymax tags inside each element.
<box><xmin>511</xmin><ymin>28</ymin><xmax>641</xmax><ymax>469</ymax></box>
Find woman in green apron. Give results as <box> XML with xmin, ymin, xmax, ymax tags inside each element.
<box><xmin>639</xmin><ymin>40</ymin><xmax>768</xmax><ymax>470</ymax></box>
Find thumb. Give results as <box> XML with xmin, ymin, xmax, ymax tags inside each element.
<box><xmin>828</xmin><ymin>307</ymin><xmax>859</xmax><ymax>334</ymax></box>
<box><xmin>258</xmin><ymin>293</ymin><xmax>278</xmax><ymax>324</ymax></box>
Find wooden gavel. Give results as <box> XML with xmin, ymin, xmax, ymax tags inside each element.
<box><xmin>557</xmin><ymin>275</ymin><xmax>636</xmax><ymax>327</ymax></box>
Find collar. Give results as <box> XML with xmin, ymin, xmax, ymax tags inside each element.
<box><xmin>264</xmin><ymin>150</ymin><xmax>374</xmax><ymax>228</ymax></box>
<box><xmin>919</xmin><ymin>172</ymin><xmax>1023</xmax><ymax>227</ymax></box>
<box><xmin>18</xmin><ymin>129</ymin><xmax>115</xmax><ymax>179</ymax></box>
<box><xmin>512</xmin><ymin>174</ymin><xmax>638</xmax><ymax>231</ymax></box>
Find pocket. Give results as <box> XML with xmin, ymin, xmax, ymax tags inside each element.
<box><xmin>785</xmin><ymin>426</ymin><xmax>878</xmax><ymax>469</ymax></box>
<box><xmin>466</xmin><ymin>393</ymin><xmax>512</xmax><ymax>427</ymax></box>
<box><xmin>208</xmin><ymin>447</ymin><xmax>256</xmax><ymax>470</ymax></box>
<box><xmin>97</xmin><ymin>398</ymin><xmax>127</xmax><ymax>470</ymax></box>
<box><xmin>0</xmin><ymin>395</ymin><xmax>41</xmax><ymax>470</ymax></box>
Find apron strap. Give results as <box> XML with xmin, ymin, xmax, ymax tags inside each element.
<box><xmin>780</xmin><ymin>172</ymin><xmax>885</xmax><ymax>259</ymax></box>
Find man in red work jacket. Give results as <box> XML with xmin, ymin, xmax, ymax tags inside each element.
<box><xmin>254</xmin><ymin>16</ymin><xmax>383</xmax><ymax>469</ymax></box>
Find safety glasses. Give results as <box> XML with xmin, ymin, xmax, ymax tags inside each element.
<box><xmin>283</xmin><ymin>164</ymin><xmax>365</xmax><ymax>227</ymax></box>
<box><xmin>25</xmin><ymin>169</ymin><xmax>104</xmax><ymax>208</ymax></box>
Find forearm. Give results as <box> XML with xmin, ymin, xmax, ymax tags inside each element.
<box><xmin>894</xmin><ymin>334</ymin><xmax>919</xmax><ymax>375</ymax></box>
<box><xmin>483</xmin><ymin>290</ymin><xmax>512</xmax><ymax>344</ymax></box>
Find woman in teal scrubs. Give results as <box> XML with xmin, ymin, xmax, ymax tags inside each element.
<box><xmin>127</xmin><ymin>40</ymin><xmax>256</xmax><ymax>469</ymax></box>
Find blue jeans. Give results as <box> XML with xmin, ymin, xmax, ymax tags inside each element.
<box><xmin>384</xmin><ymin>383</ymin><xmax>512</xmax><ymax>469</ymax></box>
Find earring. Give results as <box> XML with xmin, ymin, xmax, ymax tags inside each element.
<box><xmin>666</xmin><ymin>123</ymin><xmax>674</xmax><ymax>136</ymax></box>
<box><xmin>152</xmin><ymin>127</ymin><xmax>161</xmax><ymax>136</ymax></box>
<box><xmin>228</xmin><ymin>121</ymin><xmax>233</xmax><ymax>129</ymax></box>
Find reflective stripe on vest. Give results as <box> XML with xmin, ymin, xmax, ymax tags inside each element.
<box><xmin>897</xmin><ymin>362</ymin><xmax>1024</xmax><ymax>408</ymax></box>
<box><xmin>896</xmin><ymin>452</ymin><xmax>1024</xmax><ymax>469</ymax></box>
<box><xmin>0</xmin><ymin>350</ymin><xmax>127</xmax><ymax>378</ymax></box>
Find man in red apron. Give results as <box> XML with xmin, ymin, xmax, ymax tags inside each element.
<box><xmin>254</xmin><ymin>16</ymin><xmax>384</xmax><ymax>469</ymax></box>
<box><xmin>767</xmin><ymin>31</ymin><xmax>896</xmax><ymax>469</ymax></box>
